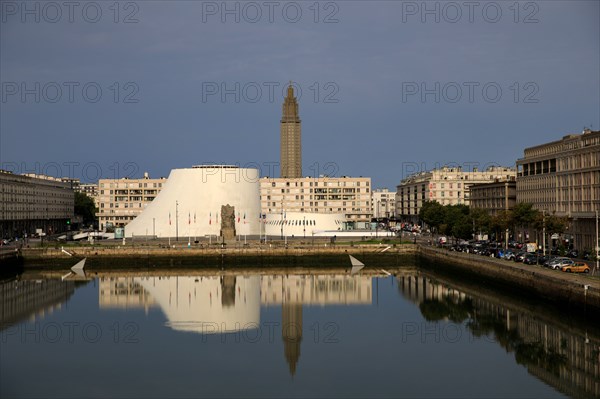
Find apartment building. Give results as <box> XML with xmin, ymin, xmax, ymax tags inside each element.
<box><xmin>372</xmin><ymin>188</ymin><xmax>396</xmax><ymax>218</ymax></box>
<box><xmin>395</xmin><ymin>166</ymin><xmax>517</xmax><ymax>222</ymax></box>
<box><xmin>516</xmin><ymin>129</ymin><xmax>600</xmax><ymax>251</ymax></box>
<box><xmin>260</xmin><ymin>176</ymin><xmax>372</xmax><ymax>228</ymax></box>
<box><xmin>96</xmin><ymin>173</ymin><xmax>167</xmax><ymax>230</ymax></box>
<box><xmin>470</xmin><ymin>178</ymin><xmax>517</xmax><ymax>216</ymax></box>
<box><xmin>0</xmin><ymin>170</ymin><xmax>74</xmax><ymax>237</ymax></box>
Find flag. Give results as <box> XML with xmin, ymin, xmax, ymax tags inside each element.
<box><xmin>237</xmin><ymin>212</ymin><xmax>240</xmax><ymax>223</ymax></box>
<box><xmin>243</xmin><ymin>212</ymin><xmax>246</xmax><ymax>223</ymax></box>
<box><xmin>209</xmin><ymin>212</ymin><xmax>212</xmax><ymax>225</ymax></box>
<box><xmin>169</xmin><ymin>212</ymin><xmax>171</xmax><ymax>225</ymax></box>
<box><xmin>194</xmin><ymin>212</ymin><xmax>196</xmax><ymax>223</ymax></box>
<box><xmin>188</xmin><ymin>212</ymin><xmax>191</xmax><ymax>225</ymax></box>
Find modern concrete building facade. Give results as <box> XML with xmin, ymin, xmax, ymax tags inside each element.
<box><xmin>260</xmin><ymin>176</ymin><xmax>372</xmax><ymax>228</ymax></box>
<box><xmin>96</xmin><ymin>173</ymin><xmax>166</xmax><ymax>230</ymax></box>
<box><xmin>263</xmin><ymin>211</ymin><xmax>345</xmax><ymax>238</ymax></box>
<box><xmin>395</xmin><ymin>166</ymin><xmax>516</xmax><ymax>222</ymax></box>
<box><xmin>0</xmin><ymin>170</ymin><xmax>74</xmax><ymax>238</ymax></box>
<box><xmin>516</xmin><ymin>129</ymin><xmax>600</xmax><ymax>251</ymax></box>
<box><xmin>124</xmin><ymin>165</ymin><xmax>261</xmax><ymax>238</ymax></box>
<box><xmin>470</xmin><ymin>178</ymin><xmax>517</xmax><ymax>216</ymax></box>
<box><xmin>372</xmin><ymin>188</ymin><xmax>396</xmax><ymax>218</ymax></box>
<box><xmin>280</xmin><ymin>84</ymin><xmax>302</xmax><ymax>178</ymax></box>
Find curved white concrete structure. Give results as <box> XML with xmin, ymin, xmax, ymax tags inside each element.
<box><xmin>263</xmin><ymin>212</ymin><xmax>345</xmax><ymax>237</ymax></box>
<box><xmin>134</xmin><ymin>275</ymin><xmax>260</xmax><ymax>333</ymax></box>
<box><xmin>125</xmin><ymin>165</ymin><xmax>260</xmax><ymax>238</ymax></box>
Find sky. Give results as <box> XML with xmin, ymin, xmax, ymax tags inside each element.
<box><xmin>1</xmin><ymin>0</ymin><xmax>599</xmax><ymax>189</ymax></box>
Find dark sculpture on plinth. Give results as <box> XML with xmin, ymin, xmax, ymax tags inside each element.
<box><xmin>220</xmin><ymin>204</ymin><xmax>236</xmax><ymax>240</ymax></box>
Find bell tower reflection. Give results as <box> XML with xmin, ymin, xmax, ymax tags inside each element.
<box><xmin>261</xmin><ymin>274</ymin><xmax>372</xmax><ymax>376</ymax></box>
<box><xmin>282</xmin><ymin>303</ymin><xmax>302</xmax><ymax>376</ymax></box>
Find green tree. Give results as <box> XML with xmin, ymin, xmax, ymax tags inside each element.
<box><xmin>471</xmin><ymin>208</ymin><xmax>492</xmax><ymax>236</ymax></box>
<box><xmin>512</xmin><ymin>202</ymin><xmax>540</xmax><ymax>239</ymax></box>
<box><xmin>74</xmin><ymin>192</ymin><xmax>97</xmax><ymax>226</ymax></box>
<box><xmin>490</xmin><ymin>210</ymin><xmax>512</xmax><ymax>242</ymax></box>
<box><xmin>445</xmin><ymin>204</ymin><xmax>472</xmax><ymax>239</ymax></box>
<box><xmin>419</xmin><ymin>201</ymin><xmax>445</xmax><ymax>233</ymax></box>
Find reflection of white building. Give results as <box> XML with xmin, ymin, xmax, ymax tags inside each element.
<box><xmin>99</xmin><ymin>276</ymin><xmax>260</xmax><ymax>333</ymax></box>
<box><xmin>99</xmin><ymin>277</ymin><xmax>156</xmax><ymax>310</ymax></box>
<box><xmin>134</xmin><ymin>276</ymin><xmax>261</xmax><ymax>333</ymax></box>
<box><xmin>263</xmin><ymin>212</ymin><xmax>345</xmax><ymax>237</ymax></box>
<box><xmin>261</xmin><ymin>275</ymin><xmax>372</xmax><ymax>306</ymax></box>
<box><xmin>125</xmin><ymin>165</ymin><xmax>260</xmax><ymax>238</ymax></box>
<box><xmin>98</xmin><ymin>274</ymin><xmax>372</xmax><ymax>334</ymax></box>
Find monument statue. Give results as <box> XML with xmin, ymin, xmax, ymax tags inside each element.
<box><xmin>220</xmin><ymin>204</ymin><xmax>236</xmax><ymax>240</ymax></box>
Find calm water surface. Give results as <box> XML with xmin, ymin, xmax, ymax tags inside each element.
<box><xmin>1</xmin><ymin>263</ymin><xmax>598</xmax><ymax>398</ymax></box>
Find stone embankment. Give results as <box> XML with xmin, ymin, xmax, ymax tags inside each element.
<box><xmin>419</xmin><ymin>245</ymin><xmax>600</xmax><ymax>313</ymax></box>
<box><xmin>18</xmin><ymin>243</ymin><xmax>417</xmax><ymax>269</ymax></box>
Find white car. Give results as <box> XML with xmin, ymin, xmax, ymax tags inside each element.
<box><xmin>549</xmin><ymin>258</ymin><xmax>574</xmax><ymax>270</ymax></box>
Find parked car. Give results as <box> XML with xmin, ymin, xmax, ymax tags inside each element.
<box><xmin>544</xmin><ymin>255</ymin><xmax>569</xmax><ymax>267</ymax></box>
<box><xmin>566</xmin><ymin>249</ymin><xmax>579</xmax><ymax>258</ymax></box>
<box><xmin>523</xmin><ymin>253</ymin><xmax>538</xmax><ymax>265</ymax></box>
<box><xmin>503</xmin><ymin>250</ymin><xmax>516</xmax><ymax>261</ymax></box>
<box><xmin>514</xmin><ymin>251</ymin><xmax>527</xmax><ymax>262</ymax></box>
<box><xmin>561</xmin><ymin>262</ymin><xmax>590</xmax><ymax>273</ymax></box>
<box><xmin>549</xmin><ymin>258</ymin><xmax>575</xmax><ymax>270</ymax></box>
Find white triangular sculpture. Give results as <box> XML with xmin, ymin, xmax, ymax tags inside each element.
<box><xmin>71</xmin><ymin>258</ymin><xmax>86</xmax><ymax>278</ymax></box>
<box><xmin>349</xmin><ymin>255</ymin><xmax>365</xmax><ymax>275</ymax></box>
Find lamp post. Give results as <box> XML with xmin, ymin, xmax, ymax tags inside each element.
<box><xmin>280</xmin><ymin>199</ymin><xmax>284</xmax><ymax>240</ymax></box>
<box><xmin>542</xmin><ymin>210</ymin><xmax>546</xmax><ymax>257</ymax></box>
<box><xmin>303</xmin><ymin>216</ymin><xmax>306</xmax><ymax>239</ymax></box>
<box><xmin>596</xmin><ymin>210</ymin><xmax>600</xmax><ymax>272</ymax></box>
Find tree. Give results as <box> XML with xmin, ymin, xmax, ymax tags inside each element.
<box><xmin>512</xmin><ymin>202</ymin><xmax>540</xmax><ymax>240</ymax></box>
<box><xmin>74</xmin><ymin>192</ymin><xmax>97</xmax><ymax>226</ymax></box>
<box><xmin>419</xmin><ymin>201</ymin><xmax>445</xmax><ymax>233</ymax></box>
<box><xmin>445</xmin><ymin>205</ymin><xmax>472</xmax><ymax>239</ymax></box>
<box><xmin>471</xmin><ymin>208</ymin><xmax>492</xmax><ymax>237</ymax></box>
<box><xmin>490</xmin><ymin>210</ymin><xmax>512</xmax><ymax>242</ymax></box>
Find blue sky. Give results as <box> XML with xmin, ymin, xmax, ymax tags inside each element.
<box><xmin>1</xmin><ymin>1</ymin><xmax>599</xmax><ymax>189</ymax></box>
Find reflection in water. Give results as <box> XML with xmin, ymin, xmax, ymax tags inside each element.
<box><xmin>98</xmin><ymin>274</ymin><xmax>372</xmax><ymax>375</ymax></box>
<box><xmin>0</xmin><ymin>279</ymin><xmax>77</xmax><ymax>329</ymax></box>
<box><xmin>282</xmin><ymin>303</ymin><xmax>303</xmax><ymax>376</ymax></box>
<box><xmin>3</xmin><ymin>269</ymin><xmax>598</xmax><ymax>397</ymax></box>
<box><xmin>100</xmin><ymin>276</ymin><xmax>261</xmax><ymax>333</ymax></box>
<box><xmin>261</xmin><ymin>275</ymin><xmax>372</xmax><ymax>375</ymax></box>
<box><xmin>397</xmin><ymin>274</ymin><xmax>600</xmax><ymax>399</ymax></box>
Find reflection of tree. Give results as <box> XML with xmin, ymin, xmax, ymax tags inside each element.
<box><xmin>419</xmin><ymin>297</ymin><xmax>473</xmax><ymax>323</ymax></box>
<box><xmin>419</xmin><ymin>295</ymin><xmax>568</xmax><ymax>378</ymax></box>
<box><xmin>515</xmin><ymin>342</ymin><xmax>567</xmax><ymax>377</ymax></box>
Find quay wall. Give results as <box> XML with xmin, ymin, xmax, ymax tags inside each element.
<box><xmin>418</xmin><ymin>245</ymin><xmax>600</xmax><ymax>313</ymax></box>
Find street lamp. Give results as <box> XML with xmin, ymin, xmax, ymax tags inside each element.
<box><xmin>542</xmin><ymin>210</ymin><xmax>546</xmax><ymax>257</ymax></box>
<box><xmin>596</xmin><ymin>210</ymin><xmax>600</xmax><ymax>272</ymax></box>
<box><xmin>303</xmin><ymin>216</ymin><xmax>306</xmax><ymax>239</ymax></box>
<box><xmin>280</xmin><ymin>199</ymin><xmax>284</xmax><ymax>240</ymax></box>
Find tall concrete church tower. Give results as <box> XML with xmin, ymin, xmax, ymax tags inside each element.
<box><xmin>280</xmin><ymin>83</ymin><xmax>302</xmax><ymax>178</ymax></box>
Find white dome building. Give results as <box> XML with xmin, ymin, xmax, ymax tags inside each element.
<box><xmin>125</xmin><ymin>165</ymin><xmax>260</xmax><ymax>238</ymax></box>
<box><xmin>263</xmin><ymin>212</ymin><xmax>345</xmax><ymax>237</ymax></box>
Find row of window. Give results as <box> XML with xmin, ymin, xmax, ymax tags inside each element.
<box><xmin>269</xmin><ymin>181</ymin><xmax>369</xmax><ymax>188</ymax></box>
<box><xmin>100</xmin><ymin>182</ymin><xmax>163</xmax><ymax>189</ymax></box>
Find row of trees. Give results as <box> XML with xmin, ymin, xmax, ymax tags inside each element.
<box><xmin>419</xmin><ymin>201</ymin><xmax>568</xmax><ymax>241</ymax></box>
